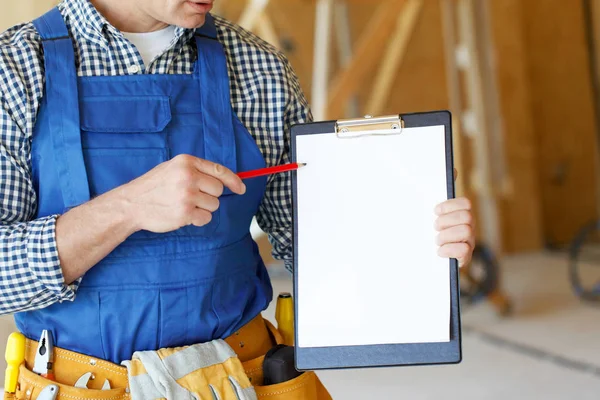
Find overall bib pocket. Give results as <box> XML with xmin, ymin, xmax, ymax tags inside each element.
<box><xmin>80</xmin><ymin>95</ymin><xmax>172</xmax><ymax>201</ymax></box>
<box><xmin>83</xmin><ymin>147</ymin><xmax>167</xmax><ymax>195</ymax></box>
<box><xmin>80</xmin><ymin>95</ymin><xmax>222</xmax><ymax>238</ymax></box>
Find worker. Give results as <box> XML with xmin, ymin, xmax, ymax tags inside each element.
<box><xmin>0</xmin><ymin>0</ymin><xmax>475</xmax><ymax>398</ymax></box>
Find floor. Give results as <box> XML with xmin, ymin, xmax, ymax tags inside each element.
<box><xmin>1</xmin><ymin>252</ymin><xmax>599</xmax><ymax>399</ymax></box>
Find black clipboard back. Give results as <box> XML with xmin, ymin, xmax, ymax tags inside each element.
<box><xmin>290</xmin><ymin>111</ymin><xmax>461</xmax><ymax>370</ymax></box>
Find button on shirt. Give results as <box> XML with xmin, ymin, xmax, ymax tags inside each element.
<box><xmin>0</xmin><ymin>0</ymin><xmax>311</xmax><ymax>314</ymax></box>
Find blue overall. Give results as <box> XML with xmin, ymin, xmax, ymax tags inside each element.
<box><xmin>15</xmin><ymin>8</ymin><xmax>273</xmax><ymax>364</ymax></box>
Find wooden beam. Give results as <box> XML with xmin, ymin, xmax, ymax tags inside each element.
<box><xmin>311</xmin><ymin>0</ymin><xmax>334</xmax><ymax>120</ymax></box>
<box><xmin>255</xmin><ymin>13</ymin><xmax>281</xmax><ymax>48</ymax></box>
<box><xmin>365</xmin><ymin>0</ymin><xmax>423</xmax><ymax>116</ymax></box>
<box><xmin>326</xmin><ymin>0</ymin><xmax>407</xmax><ymax>119</ymax></box>
<box><xmin>440</xmin><ymin>0</ymin><xmax>466</xmax><ymax>199</ymax></box>
<box><xmin>456</xmin><ymin>0</ymin><xmax>503</xmax><ymax>254</ymax></box>
<box><xmin>486</xmin><ymin>0</ymin><xmax>544</xmax><ymax>252</ymax></box>
<box><xmin>238</xmin><ymin>0</ymin><xmax>270</xmax><ymax>30</ymax></box>
<box><xmin>333</xmin><ymin>1</ymin><xmax>360</xmax><ymax>117</ymax></box>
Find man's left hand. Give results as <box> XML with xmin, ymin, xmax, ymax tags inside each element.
<box><xmin>434</xmin><ymin>169</ymin><xmax>475</xmax><ymax>268</ymax></box>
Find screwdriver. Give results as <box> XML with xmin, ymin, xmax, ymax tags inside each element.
<box><xmin>275</xmin><ymin>293</ymin><xmax>295</xmax><ymax>346</ymax></box>
<box><xmin>4</xmin><ymin>332</ymin><xmax>26</xmax><ymax>394</ymax></box>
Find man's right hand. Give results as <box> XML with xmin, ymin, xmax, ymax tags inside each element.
<box><xmin>119</xmin><ymin>154</ymin><xmax>246</xmax><ymax>234</ymax></box>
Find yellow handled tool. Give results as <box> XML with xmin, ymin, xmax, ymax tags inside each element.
<box><xmin>275</xmin><ymin>293</ymin><xmax>295</xmax><ymax>346</ymax></box>
<box><xmin>4</xmin><ymin>332</ymin><xmax>26</xmax><ymax>393</ymax></box>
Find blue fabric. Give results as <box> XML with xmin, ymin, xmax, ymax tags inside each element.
<box><xmin>17</xmin><ymin>9</ymin><xmax>272</xmax><ymax>364</ymax></box>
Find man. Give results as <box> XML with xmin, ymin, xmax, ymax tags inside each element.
<box><xmin>0</xmin><ymin>0</ymin><xmax>475</xmax><ymax>397</ymax></box>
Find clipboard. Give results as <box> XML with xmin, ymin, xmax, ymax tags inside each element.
<box><xmin>290</xmin><ymin>111</ymin><xmax>461</xmax><ymax>370</ymax></box>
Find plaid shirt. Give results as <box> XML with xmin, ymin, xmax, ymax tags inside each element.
<box><xmin>0</xmin><ymin>0</ymin><xmax>310</xmax><ymax>314</ymax></box>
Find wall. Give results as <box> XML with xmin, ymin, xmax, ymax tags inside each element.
<box><xmin>520</xmin><ymin>0</ymin><xmax>600</xmax><ymax>247</ymax></box>
<box><xmin>0</xmin><ymin>1</ymin><xmax>57</xmax><ymax>31</ymax></box>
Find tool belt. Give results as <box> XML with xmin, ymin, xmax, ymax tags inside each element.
<box><xmin>4</xmin><ymin>315</ymin><xmax>331</xmax><ymax>400</ymax></box>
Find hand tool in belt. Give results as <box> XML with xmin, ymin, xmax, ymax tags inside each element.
<box><xmin>4</xmin><ymin>332</ymin><xmax>26</xmax><ymax>394</ymax></box>
<box><xmin>37</xmin><ymin>384</ymin><xmax>58</xmax><ymax>400</ymax></box>
<box><xmin>33</xmin><ymin>330</ymin><xmax>55</xmax><ymax>381</ymax></box>
<box><xmin>74</xmin><ymin>372</ymin><xmax>111</xmax><ymax>390</ymax></box>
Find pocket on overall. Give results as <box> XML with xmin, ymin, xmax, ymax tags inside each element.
<box><xmin>98</xmin><ymin>290</ymin><xmax>161</xmax><ymax>364</ymax></box>
<box><xmin>80</xmin><ymin>96</ymin><xmax>171</xmax><ymax>197</ymax></box>
<box><xmin>80</xmin><ymin>96</ymin><xmax>221</xmax><ymax>238</ymax></box>
<box><xmin>83</xmin><ymin>148</ymin><xmax>167</xmax><ymax>195</ymax></box>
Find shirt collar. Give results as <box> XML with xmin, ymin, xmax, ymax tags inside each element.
<box><xmin>60</xmin><ymin>0</ymin><xmax>196</xmax><ymax>57</ymax></box>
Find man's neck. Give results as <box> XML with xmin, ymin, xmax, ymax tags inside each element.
<box><xmin>90</xmin><ymin>0</ymin><xmax>169</xmax><ymax>33</ymax></box>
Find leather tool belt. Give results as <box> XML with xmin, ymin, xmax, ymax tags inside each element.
<box><xmin>4</xmin><ymin>315</ymin><xmax>331</xmax><ymax>400</ymax></box>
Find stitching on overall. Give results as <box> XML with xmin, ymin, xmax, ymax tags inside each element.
<box><xmin>52</xmin><ymin>42</ymin><xmax>76</xmax><ymax>209</ymax></box>
<box><xmin>98</xmin><ymin>292</ymin><xmax>109</xmax><ymax>361</ymax></box>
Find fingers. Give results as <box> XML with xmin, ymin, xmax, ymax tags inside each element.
<box><xmin>194</xmin><ymin>191</ymin><xmax>220</xmax><ymax>212</ymax></box>
<box><xmin>189</xmin><ymin>208</ymin><xmax>214</xmax><ymax>227</ymax></box>
<box><xmin>435</xmin><ymin>210</ymin><xmax>473</xmax><ymax>231</ymax></box>
<box><xmin>435</xmin><ymin>197</ymin><xmax>471</xmax><ymax>215</ymax></box>
<box><xmin>436</xmin><ymin>224</ymin><xmax>473</xmax><ymax>247</ymax></box>
<box><xmin>435</xmin><ymin>196</ymin><xmax>475</xmax><ymax>268</ymax></box>
<box><xmin>187</xmin><ymin>191</ymin><xmax>219</xmax><ymax>226</ymax></box>
<box><xmin>195</xmin><ymin>174</ymin><xmax>225</xmax><ymax>197</ymax></box>
<box><xmin>192</xmin><ymin>157</ymin><xmax>246</xmax><ymax>195</ymax></box>
<box><xmin>438</xmin><ymin>242</ymin><xmax>473</xmax><ymax>266</ymax></box>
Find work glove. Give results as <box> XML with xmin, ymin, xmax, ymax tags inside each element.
<box><xmin>123</xmin><ymin>339</ymin><xmax>257</xmax><ymax>400</ymax></box>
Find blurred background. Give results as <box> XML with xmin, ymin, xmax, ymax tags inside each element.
<box><xmin>1</xmin><ymin>0</ymin><xmax>600</xmax><ymax>398</ymax></box>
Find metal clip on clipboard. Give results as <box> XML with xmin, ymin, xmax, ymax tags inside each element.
<box><xmin>335</xmin><ymin>114</ymin><xmax>404</xmax><ymax>138</ymax></box>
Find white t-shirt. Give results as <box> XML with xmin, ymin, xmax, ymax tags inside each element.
<box><xmin>122</xmin><ymin>25</ymin><xmax>177</xmax><ymax>68</ymax></box>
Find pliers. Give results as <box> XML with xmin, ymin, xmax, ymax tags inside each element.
<box><xmin>33</xmin><ymin>330</ymin><xmax>55</xmax><ymax>381</ymax></box>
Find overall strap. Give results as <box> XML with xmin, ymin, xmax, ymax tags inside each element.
<box><xmin>33</xmin><ymin>8</ymin><xmax>90</xmax><ymax>210</ymax></box>
<box><xmin>194</xmin><ymin>14</ymin><xmax>237</xmax><ymax>173</ymax></box>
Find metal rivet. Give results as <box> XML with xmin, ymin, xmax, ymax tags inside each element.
<box><xmin>90</xmin><ymin>358</ymin><xmax>97</xmax><ymax>366</ymax></box>
<box><xmin>391</xmin><ymin>124</ymin><xmax>400</xmax><ymax>130</ymax></box>
<box><xmin>364</xmin><ymin>115</ymin><xmax>373</xmax><ymax>119</ymax></box>
<box><xmin>26</xmin><ymin>390</ymin><xmax>31</xmax><ymax>396</ymax></box>
<box><xmin>239</xmin><ymin>341</ymin><xmax>245</xmax><ymax>348</ymax></box>
<box><xmin>341</xmin><ymin>128</ymin><xmax>349</xmax><ymax>133</ymax></box>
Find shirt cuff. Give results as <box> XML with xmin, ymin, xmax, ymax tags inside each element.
<box><xmin>284</xmin><ymin>260</ymin><xmax>293</xmax><ymax>273</ymax></box>
<box><xmin>27</xmin><ymin>215</ymin><xmax>80</xmax><ymax>303</ymax></box>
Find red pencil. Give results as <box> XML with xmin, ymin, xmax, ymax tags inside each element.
<box><xmin>238</xmin><ymin>163</ymin><xmax>306</xmax><ymax>180</ymax></box>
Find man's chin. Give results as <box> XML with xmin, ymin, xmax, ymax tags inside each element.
<box><xmin>178</xmin><ymin>14</ymin><xmax>207</xmax><ymax>29</ymax></box>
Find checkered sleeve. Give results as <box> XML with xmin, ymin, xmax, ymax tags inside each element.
<box><xmin>0</xmin><ymin>24</ymin><xmax>80</xmax><ymax>315</ymax></box>
<box><xmin>256</xmin><ymin>57</ymin><xmax>313</xmax><ymax>273</ymax></box>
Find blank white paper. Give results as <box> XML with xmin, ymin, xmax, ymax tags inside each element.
<box><xmin>296</xmin><ymin>125</ymin><xmax>450</xmax><ymax>348</ymax></box>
